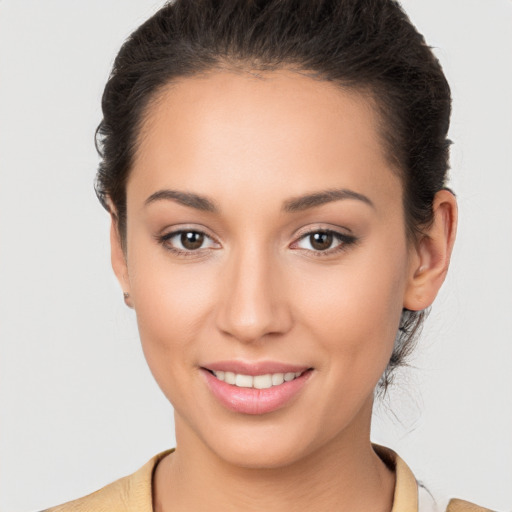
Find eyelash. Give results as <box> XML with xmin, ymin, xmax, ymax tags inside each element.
<box><xmin>157</xmin><ymin>229</ymin><xmax>219</xmax><ymax>258</ymax></box>
<box><xmin>157</xmin><ymin>228</ymin><xmax>357</xmax><ymax>258</ymax></box>
<box><xmin>292</xmin><ymin>229</ymin><xmax>357</xmax><ymax>257</ymax></box>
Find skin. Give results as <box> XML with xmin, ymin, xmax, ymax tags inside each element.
<box><xmin>111</xmin><ymin>69</ymin><xmax>457</xmax><ymax>512</ymax></box>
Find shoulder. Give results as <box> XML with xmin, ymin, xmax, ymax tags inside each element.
<box><xmin>39</xmin><ymin>450</ymin><xmax>172</xmax><ymax>512</ymax></box>
<box><xmin>446</xmin><ymin>498</ymin><xmax>497</xmax><ymax>512</ymax></box>
<box><xmin>373</xmin><ymin>445</ymin><xmax>497</xmax><ymax>512</ymax></box>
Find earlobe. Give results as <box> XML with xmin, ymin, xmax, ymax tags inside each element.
<box><xmin>403</xmin><ymin>189</ymin><xmax>458</xmax><ymax>311</ymax></box>
<box><xmin>109</xmin><ymin>209</ymin><xmax>132</xmax><ymax>306</ymax></box>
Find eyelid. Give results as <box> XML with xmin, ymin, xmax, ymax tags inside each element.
<box><xmin>164</xmin><ymin>230</ymin><xmax>218</xmax><ymax>246</ymax></box>
<box><xmin>158</xmin><ymin>223</ymin><xmax>220</xmax><ymax>242</ymax></box>
<box><xmin>293</xmin><ymin>223</ymin><xmax>353</xmax><ymax>238</ymax></box>
<box><xmin>290</xmin><ymin>227</ymin><xmax>358</xmax><ymax>256</ymax></box>
<box><xmin>157</xmin><ymin>225</ymin><xmax>221</xmax><ymax>256</ymax></box>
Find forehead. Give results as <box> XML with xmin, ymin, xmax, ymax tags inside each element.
<box><xmin>130</xmin><ymin>69</ymin><xmax>401</xmax><ymax>211</ymax></box>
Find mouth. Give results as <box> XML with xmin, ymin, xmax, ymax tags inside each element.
<box><xmin>205</xmin><ymin>369</ymin><xmax>308</xmax><ymax>389</ymax></box>
<box><xmin>200</xmin><ymin>363</ymin><xmax>314</xmax><ymax>415</ymax></box>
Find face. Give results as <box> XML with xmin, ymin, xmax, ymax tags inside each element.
<box><xmin>114</xmin><ymin>70</ymin><xmax>419</xmax><ymax>468</ymax></box>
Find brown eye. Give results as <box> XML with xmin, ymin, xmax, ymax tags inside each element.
<box><xmin>309</xmin><ymin>232</ymin><xmax>333</xmax><ymax>251</ymax></box>
<box><xmin>293</xmin><ymin>229</ymin><xmax>357</xmax><ymax>256</ymax></box>
<box><xmin>159</xmin><ymin>229</ymin><xmax>219</xmax><ymax>254</ymax></box>
<box><xmin>181</xmin><ymin>231</ymin><xmax>204</xmax><ymax>250</ymax></box>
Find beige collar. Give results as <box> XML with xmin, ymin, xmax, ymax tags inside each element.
<box><xmin>373</xmin><ymin>444</ymin><xmax>419</xmax><ymax>512</ymax></box>
<box><xmin>46</xmin><ymin>445</ymin><xmax>419</xmax><ymax>511</ymax></box>
<box><xmin>140</xmin><ymin>445</ymin><xmax>419</xmax><ymax>512</ymax></box>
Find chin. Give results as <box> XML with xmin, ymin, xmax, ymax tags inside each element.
<box><xmin>208</xmin><ymin>435</ymin><xmax>311</xmax><ymax>470</ymax></box>
<box><xmin>188</xmin><ymin>412</ymin><xmax>338</xmax><ymax>471</ymax></box>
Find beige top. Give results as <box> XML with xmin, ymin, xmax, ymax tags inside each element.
<box><xmin>41</xmin><ymin>446</ymin><xmax>493</xmax><ymax>512</ymax></box>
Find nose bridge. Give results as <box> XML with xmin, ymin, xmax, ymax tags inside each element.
<box><xmin>216</xmin><ymin>241</ymin><xmax>291</xmax><ymax>343</ymax></box>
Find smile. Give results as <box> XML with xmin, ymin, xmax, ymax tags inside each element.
<box><xmin>210</xmin><ymin>370</ymin><xmax>303</xmax><ymax>389</ymax></box>
<box><xmin>201</xmin><ymin>364</ymin><xmax>313</xmax><ymax>415</ymax></box>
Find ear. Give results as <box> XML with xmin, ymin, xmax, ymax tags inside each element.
<box><xmin>403</xmin><ymin>189</ymin><xmax>458</xmax><ymax>311</ymax></box>
<box><xmin>109</xmin><ymin>208</ymin><xmax>133</xmax><ymax>308</ymax></box>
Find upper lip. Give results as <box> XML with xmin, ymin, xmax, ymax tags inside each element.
<box><xmin>202</xmin><ymin>360</ymin><xmax>311</xmax><ymax>376</ymax></box>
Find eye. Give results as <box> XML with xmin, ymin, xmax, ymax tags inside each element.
<box><xmin>159</xmin><ymin>229</ymin><xmax>219</xmax><ymax>255</ymax></box>
<box><xmin>293</xmin><ymin>229</ymin><xmax>357</xmax><ymax>255</ymax></box>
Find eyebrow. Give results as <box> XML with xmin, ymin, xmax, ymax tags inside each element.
<box><xmin>283</xmin><ymin>188</ymin><xmax>375</xmax><ymax>212</ymax></box>
<box><xmin>144</xmin><ymin>187</ymin><xmax>374</xmax><ymax>213</ymax></box>
<box><xmin>145</xmin><ymin>189</ymin><xmax>219</xmax><ymax>212</ymax></box>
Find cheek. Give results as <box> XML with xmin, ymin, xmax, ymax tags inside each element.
<box><xmin>133</xmin><ymin>266</ymin><xmax>214</xmax><ymax>339</ymax></box>
<box><xmin>126</xmin><ymin>244</ymin><xmax>218</xmax><ymax>391</ymax></box>
<box><xmin>294</xmin><ymin>239</ymin><xmax>408</xmax><ymax>381</ymax></box>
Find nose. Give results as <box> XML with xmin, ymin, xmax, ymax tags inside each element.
<box><xmin>215</xmin><ymin>245</ymin><xmax>293</xmax><ymax>344</ymax></box>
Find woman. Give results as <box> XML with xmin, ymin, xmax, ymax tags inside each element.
<box><xmin>36</xmin><ymin>0</ymin><xmax>492</xmax><ymax>510</ymax></box>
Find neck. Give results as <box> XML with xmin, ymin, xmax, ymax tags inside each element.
<box><xmin>153</xmin><ymin>404</ymin><xmax>395</xmax><ymax>512</ymax></box>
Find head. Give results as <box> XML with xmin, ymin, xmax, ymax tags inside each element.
<box><xmin>96</xmin><ymin>0</ymin><xmax>456</xmax><ymax>467</ymax></box>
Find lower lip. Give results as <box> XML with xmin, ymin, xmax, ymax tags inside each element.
<box><xmin>201</xmin><ymin>369</ymin><xmax>312</xmax><ymax>415</ymax></box>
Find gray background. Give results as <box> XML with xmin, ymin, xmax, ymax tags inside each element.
<box><xmin>0</xmin><ymin>1</ymin><xmax>511</xmax><ymax>510</ymax></box>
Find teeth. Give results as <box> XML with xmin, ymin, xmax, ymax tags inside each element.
<box><xmin>224</xmin><ymin>371</ymin><xmax>236</xmax><ymax>385</ymax></box>
<box><xmin>235</xmin><ymin>374</ymin><xmax>253</xmax><ymax>387</ymax></box>
<box><xmin>253</xmin><ymin>374</ymin><xmax>272</xmax><ymax>389</ymax></box>
<box><xmin>212</xmin><ymin>370</ymin><xmax>303</xmax><ymax>388</ymax></box>
<box><xmin>271</xmin><ymin>373</ymin><xmax>284</xmax><ymax>386</ymax></box>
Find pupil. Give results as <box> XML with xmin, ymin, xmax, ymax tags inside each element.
<box><xmin>181</xmin><ymin>232</ymin><xmax>204</xmax><ymax>250</ymax></box>
<box><xmin>311</xmin><ymin>232</ymin><xmax>332</xmax><ymax>251</ymax></box>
